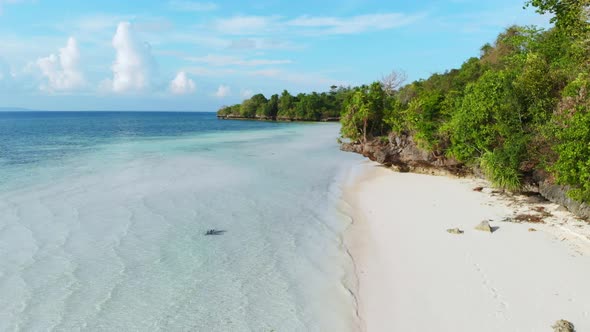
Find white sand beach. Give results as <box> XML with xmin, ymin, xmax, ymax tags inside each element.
<box><xmin>344</xmin><ymin>162</ymin><xmax>590</xmax><ymax>332</ymax></box>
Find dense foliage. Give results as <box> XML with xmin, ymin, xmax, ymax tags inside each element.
<box><xmin>217</xmin><ymin>87</ymin><xmax>352</xmax><ymax>121</ymax></box>
<box><xmin>338</xmin><ymin>0</ymin><xmax>590</xmax><ymax>200</ymax></box>
<box><xmin>217</xmin><ymin>1</ymin><xmax>590</xmax><ymax>202</ymax></box>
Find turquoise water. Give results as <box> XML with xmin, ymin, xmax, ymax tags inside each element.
<box><xmin>0</xmin><ymin>112</ymin><xmax>362</xmax><ymax>331</ymax></box>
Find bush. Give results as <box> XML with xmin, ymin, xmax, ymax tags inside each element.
<box><xmin>552</xmin><ymin>74</ymin><xmax>590</xmax><ymax>202</ymax></box>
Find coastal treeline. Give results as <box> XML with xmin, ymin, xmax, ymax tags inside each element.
<box><xmin>217</xmin><ymin>88</ymin><xmax>351</xmax><ymax>121</ymax></box>
<box><xmin>340</xmin><ymin>0</ymin><xmax>590</xmax><ymax>202</ymax></box>
<box><xmin>216</xmin><ymin>0</ymin><xmax>589</xmax><ymax>204</ymax></box>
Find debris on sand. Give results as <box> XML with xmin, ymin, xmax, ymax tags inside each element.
<box><xmin>447</xmin><ymin>228</ymin><xmax>464</xmax><ymax>235</ymax></box>
<box><xmin>515</xmin><ymin>214</ymin><xmax>545</xmax><ymax>224</ymax></box>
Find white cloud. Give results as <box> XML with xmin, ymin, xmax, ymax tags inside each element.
<box><xmin>107</xmin><ymin>22</ymin><xmax>156</xmax><ymax>93</ymax></box>
<box><xmin>214</xmin><ymin>84</ymin><xmax>231</xmax><ymax>97</ymax></box>
<box><xmin>241</xmin><ymin>88</ymin><xmax>253</xmax><ymax>98</ymax></box>
<box><xmin>184</xmin><ymin>66</ymin><xmax>236</xmax><ymax>77</ymax></box>
<box><xmin>0</xmin><ymin>58</ymin><xmax>38</xmax><ymax>93</ymax></box>
<box><xmin>288</xmin><ymin>13</ymin><xmax>424</xmax><ymax>34</ymax></box>
<box><xmin>36</xmin><ymin>37</ymin><xmax>85</xmax><ymax>92</ymax></box>
<box><xmin>168</xmin><ymin>0</ymin><xmax>218</xmax><ymax>11</ymax></box>
<box><xmin>227</xmin><ymin>38</ymin><xmax>300</xmax><ymax>51</ymax></box>
<box><xmin>186</xmin><ymin>54</ymin><xmax>292</xmax><ymax>66</ymax></box>
<box><xmin>211</xmin><ymin>13</ymin><xmax>422</xmax><ymax>36</ymax></box>
<box><xmin>65</xmin><ymin>14</ymin><xmax>131</xmax><ymax>34</ymax></box>
<box><xmin>213</xmin><ymin>15</ymin><xmax>279</xmax><ymax>35</ymax></box>
<box><xmin>169</xmin><ymin>71</ymin><xmax>196</xmax><ymax>95</ymax></box>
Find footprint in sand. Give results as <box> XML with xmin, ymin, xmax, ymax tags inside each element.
<box><xmin>473</xmin><ymin>262</ymin><xmax>509</xmax><ymax>319</ymax></box>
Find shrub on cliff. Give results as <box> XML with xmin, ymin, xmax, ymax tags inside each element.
<box><xmin>339</xmin><ymin>1</ymin><xmax>590</xmax><ymax>199</ymax></box>
<box><xmin>552</xmin><ymin>74</ymin><xmax>590</xmax><ymax>202</ymax></box>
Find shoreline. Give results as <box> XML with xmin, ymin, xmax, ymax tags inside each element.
<box><xmin>342</xmin><ymin>161</ymin><xmax>590</xmax><ymax>332</ymax></box>
<box><xmin>217</xmin><ymin>115</ymin><xmax>340</xmax><ymax>122</ymax></box>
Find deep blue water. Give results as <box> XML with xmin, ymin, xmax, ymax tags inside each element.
<box><xmin>0</xmin><ymin>112</ymin><xmax>290</xmax><ymax>167</ymax></box>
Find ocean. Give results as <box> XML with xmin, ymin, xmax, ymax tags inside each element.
<box><xmin>0</xmin><ymin>112</ymin><xmax>362</xmax><ymax>331</ymax></box>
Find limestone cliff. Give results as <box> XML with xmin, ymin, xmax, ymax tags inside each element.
<box><xmin>341</xmin><ymin>133</ymin><xmax>466</xmax><ymax>176</ymax></box>
<box><xmin>341</xmin><ymin>134</ymin><xmax>590</xmax><ymax>220</ymax></box>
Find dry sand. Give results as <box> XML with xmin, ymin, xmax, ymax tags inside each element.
<box><xmin>343</xmin><ymin>162</ymin><xmax>590</xmax><ymax>332</ymax></box>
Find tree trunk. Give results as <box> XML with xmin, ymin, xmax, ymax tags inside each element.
<box><xmin>363</xmin><ymin>118</ymin><xmax>368</xmax><ymax>144</ymax></box>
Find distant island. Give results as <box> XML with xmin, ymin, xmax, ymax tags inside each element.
<box><xmin>217</xmin><ymin>88</ymin><xmax>349</xmax><ymax>122</ymax></box>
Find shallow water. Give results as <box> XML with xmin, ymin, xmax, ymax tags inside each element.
<box><xmin>0</xmin><ymin>112</ymin><xmax>362</xmax><ymax>331</ymax></box>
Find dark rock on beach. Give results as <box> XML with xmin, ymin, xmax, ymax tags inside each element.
<box><xmin>205</xmin><ymin>229</ymin><xmax>226</xmax><ymax>236</ymax></box>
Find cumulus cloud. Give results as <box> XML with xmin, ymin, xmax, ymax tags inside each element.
<box><xmin>36</xmin><ymin>37</ymin><xmax>85</xmax><ymax>92</ymax></box>
<box><xmin>215</xmin><ymin>84</ymin><xmax>231</xmax><ymax>97</ymax></box>
<box><xmin>169</xmin><ymin>71</ymin><xmax>196</xmax><ymax>95</ymax></box>
<box><xmin>106</xmin><ymin>22</ymin><xmax>156</xmax><ymax>93</ymax></box>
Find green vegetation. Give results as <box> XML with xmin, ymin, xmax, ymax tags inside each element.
<box><xmin>338</xmin><ymin>0</ymin><xmax>590</xmax><ymax>201</ymax></box>
<box><xmin>217</xmin><ymin>1</ymin><xmax>590</xmax><ymax>203</ymax></box>
<box><xmin>217</xmin><ymin>87</ymin><xmax>352</xmax><ymax>121</ymax></box>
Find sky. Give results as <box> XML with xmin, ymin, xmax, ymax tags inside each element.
<box><xmin>0</xmin><ymin>0</ymin><xmax>550</xmax><ymax>111</ymax></box>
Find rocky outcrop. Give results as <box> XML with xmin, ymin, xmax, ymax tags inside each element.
<box><xmin>341</xmin><ymin>134</ymin><xmax>590</xmax><ymax>221</ymax></box>
<box><xmin>535</xmin><ymin>172</ymin><xmax>590</xmax><ymax>220</ymax></box>
<box><xmin>340</xmin><ymin>133</ymin><xmax>467</xmax><ymax>176</ymax></box>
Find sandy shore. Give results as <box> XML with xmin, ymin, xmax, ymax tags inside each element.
<box><xmin>344</xmin><ymin>162</ymin><xmax>590</xmax><ymax>332</ymax></box>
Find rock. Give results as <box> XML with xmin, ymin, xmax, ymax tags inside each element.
<box><xmin>552</xmin><ymin>319</ymin><xmax>574</xmax><ymax>332</ymax></box>
<box><xmin>340</xmin><ymin>134</ymin><xmax>465</xmax><ymax>176</ymax></box>
<box><xmin>473</xmin><ymin>186</ymin><xmax>484</xmax><ymax>192</ymax></box>
<box><xmin>447</xmin><ymin>228</ymin><xmax>464</xmax><ymax>235</ymax></box>
<box><xmin>556</xmin><ymin>205</ymin><xmax>569</xmax><ymax>212</ymax></box>
<box><xmin>537</xmin><ymin>173</ymin><xmax>590</xmax><ymax>220</ymax></box>
<box><xmin>475</xmin><ymin>220</ymin><xmax>493</xmax><ymax>233</ymax></box>
<box><xmin>528</xmin><ymin>228</ymin><xmax>537</xmax><ymax>232</ymax></box>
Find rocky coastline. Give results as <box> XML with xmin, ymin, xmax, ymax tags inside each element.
<box><xmin>341</xmin><ymin>133</ymin><xmax>590</xmax><ymax>220</ymax></box>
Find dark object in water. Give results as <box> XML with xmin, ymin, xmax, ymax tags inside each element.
<box><xmin>205</xmin><ymin>229</ymin><xmax>226</xmax><ymax>236</ymax></box>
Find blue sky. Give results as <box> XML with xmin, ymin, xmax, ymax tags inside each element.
<box><xmin>0</xmin><ymin>0</ymin><xmax>550</xmax><ymax>111</ymax></box>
